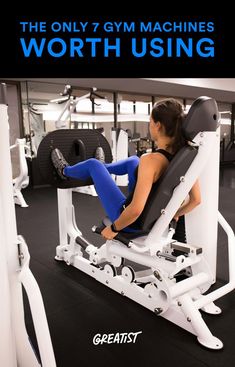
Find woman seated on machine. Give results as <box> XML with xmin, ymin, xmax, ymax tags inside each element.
<box><xmin>51</xmin><ymin>98</ymin><xmax>201</xmax><ymax>241</ymax></box>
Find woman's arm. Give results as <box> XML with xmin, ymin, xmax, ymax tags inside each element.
<box><xmin>174</xmin><ymin>179</ymin><xmax>201</xmax><ymax>220</ymax></box>
<box><xmin>101</xmin><ymin>153</ymin><xmax>169</xmax><ymax>240</ymax></box>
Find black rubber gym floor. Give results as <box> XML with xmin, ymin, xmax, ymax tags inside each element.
<box><xmin>15</xmin><ymin>166</ymin><xmax>235</xmax><ymax>367</ymax></box>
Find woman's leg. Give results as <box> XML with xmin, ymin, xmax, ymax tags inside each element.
<box><xmin>64</xmin><ymin>158</ymin><xmax>126</xmax><ymax>222</ymax></box>
<box><xmin>104</xmin><ymin>155</ymin><xmax>140</xmax><ymax>192</ymax></box>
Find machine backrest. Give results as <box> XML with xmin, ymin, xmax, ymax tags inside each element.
<box><xmin>136</xmin><ymin>146</ymin><xmax>197</xmax><ymax>230</ymax></box>
<box><xmin>137</xmin><ymin>96</ymin><xmax>219</xmax><ymax>231</ymax></box>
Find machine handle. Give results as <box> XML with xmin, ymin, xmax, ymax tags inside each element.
<box><xmin>92</xmin><ymin>226</ymin><xmax>131</xmax><ymax>247</ymax></box>
<box><xmin>92</xmin><ymin>225</ymin><xmax>104</xmax><ymax>235</ymax></box>
<box><xmin>169</xmin><ymin>219</ymin><xmax>178</xmax><ymax>230</ymax></box>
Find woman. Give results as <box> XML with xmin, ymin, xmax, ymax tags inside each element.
<box><xmin>51</xmin><ymin>98</ymin><xmax>201</xmax><ymax>240</ymax></box>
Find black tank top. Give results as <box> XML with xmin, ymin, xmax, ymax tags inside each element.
<box><xmin>124</xmin><ymin>149</ymin><xmax>174</xmax><ymax>229</ymax></box>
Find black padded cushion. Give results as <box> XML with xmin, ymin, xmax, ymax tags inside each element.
<box><xmin>37</xmin><ymin>129</ymin><xmax>112</xmax><ymax>188</ymax></box>
<box><xmin>182</xmin><ymin>96</ymin><xmax>219</xmax><ymax>141</ymax></box>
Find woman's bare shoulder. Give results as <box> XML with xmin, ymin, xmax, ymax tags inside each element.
<box><xmin>140</xmin><ymin>152</ymin><xmax>169</xmax><ymax>165</ymax></box>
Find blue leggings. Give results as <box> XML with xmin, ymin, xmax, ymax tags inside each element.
<box><xmin>64</xmin><ymin>156</ymin><xmax>140</xmax><ymax>231</ymax></box>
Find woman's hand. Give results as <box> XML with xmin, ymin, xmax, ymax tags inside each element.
<box><xmin>101</xmin><ymin>226</ymin><xmax>118</xmax><ymax>240</ymax></box>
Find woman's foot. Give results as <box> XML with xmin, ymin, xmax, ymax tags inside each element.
<box><xmin>51</xmin><ymin>148</ymin><xmax>69</xmax><ymax>180</ymax></box>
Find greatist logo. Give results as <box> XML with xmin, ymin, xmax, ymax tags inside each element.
<box><xmin>93</xmin><ymin>331</ymin><xmax>142</xmax><ymax>345</ymax></box>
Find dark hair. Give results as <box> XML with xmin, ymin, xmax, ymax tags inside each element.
<box><xmin>151</xmin><ymin>98</ymin><xmax>186</xmax><ymax>154</ymax></box>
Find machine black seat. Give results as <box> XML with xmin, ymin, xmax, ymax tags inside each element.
<box><xmin>134</xmin><ymin>145</ymin><xmax>198</xmax><ymax>231</ymax></box>
<box><xmin>93</xmin><ymin>149</ymin><xmax>194</xmax><ymax>247</ymax></box>
<box><xmin>131</xmin><ymin>96</ymin><xmax>219</xmax><ymax>231</ymax></box>
<box><xmin>37</xmin><ymin>129</ymin><xmax>112</xmax><ymax>188</ymax></box>
<box><xmin>94</xmin><ymin>96</ymin><xmax>219</xmax><ymax>246</ymax></box>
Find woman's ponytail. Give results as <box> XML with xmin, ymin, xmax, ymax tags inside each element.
<box><xmin>171</xmin><ymin>112</ymin><xmax>186</xmax><ymax>154</ymax></box>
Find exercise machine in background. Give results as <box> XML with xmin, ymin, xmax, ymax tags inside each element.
<box><xmin>37</xmin><ymin>96</ymin><xmax>235</xmax><ymax>350</ymax></box>
<box><xmin>111</xmin><ymin>127</ymin><xmax>141</xmax><ymax>186</ymax></box>
<box><xmin>51</xmin><ymin>84</ymin><xmax>104</xmax><ymax>130</ymax></box>
<box><xmin>53</xmin><ymin>85</ymin><xmax>105</xmax><ymax>196</ymax></box>
<box><xmin>10</xmin><ymin>138</ymin><xmax>31</xmax><ymax>207</ymax></box>
<box><xmin>220</xmin><ymin>110</ymin><xmax>235</xmax><ymax>166</ymax></box>
<box><xmin>220</xmin><ymin>136</ymin><xmax>235</xmax><ymax>166</ymax></box>
<box><xmin>111</xmin><ymin>128</ymin><xmax>129</xmax><ymax>186</ymax></box>
<box><xmin>0</xmin><ymin>83</ymin><xmax>56</xmax><ymax>367</ymax></box>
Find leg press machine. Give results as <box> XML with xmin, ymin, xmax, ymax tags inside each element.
<box><xmin>37</xmin><ymin>96</ymin><xmax>235</xmax><ymax>350</ymax></box>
